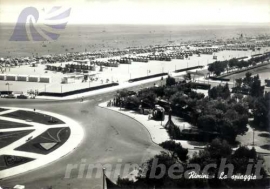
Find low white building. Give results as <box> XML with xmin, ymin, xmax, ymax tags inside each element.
<box><xmin>39</xmin><ymin>76</ymin><xmax>51</xmax><ymax>83</ymax></box>
<box><xmin>6</xmin><ymin>74</ymin><xmax>16</xmax><ymax>81</ymax></box>
<box><xmin>17</xmin><ymin>75</ymin><xmax>28</xmax><ymax>82</ymax></box>
<box><xmin>0</xmin><ymin>74</ymin><xmax>5</xmax><ymax>80</ymax></box>
<box><xmin>62</xmin><ymin>76</ymin><xmax>75</xmax><ymax>84</ymax></box>
<box><xmin>28</xmin><ymin>75</ymin><xmax>39</xmax><ymax>82</ymax></box>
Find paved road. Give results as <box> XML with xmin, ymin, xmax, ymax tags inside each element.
<box><xmin>0</xmin><ymin>89</ymin><xmax>163</xmax><ymax>189</ymax></box>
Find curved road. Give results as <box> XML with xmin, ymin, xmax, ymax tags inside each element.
<box><xmin>0</xmin><ymin>92</ymin><xmax>163</xmax><ymax>189</ymax></box>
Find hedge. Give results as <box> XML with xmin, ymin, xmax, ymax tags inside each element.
<box><xmin>128</xmin><ymin>73</ymin><xmax>168</xmax><ymax>82</ymax></box>
<box><xmin>38</xmin><ymin>83</ymin><xmax>119</xmax><ymax>97</ymax></box>
<box><xmin>174</xmin><ymin>66</ymin><xmax>204</xmax><ymax>73</ymax></box>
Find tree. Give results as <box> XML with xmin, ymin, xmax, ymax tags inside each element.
<box><xmin>233</xmin><ymin>103</ymin><xmax>248</xmax><ymax>115</ymax></box>
<box><xmin>222</xmin><ymin>83</ymin><xmax>231</xmax><ymax>99</ymax></box>
<box><xmin>117</xmin><ymin>138</ymin><xmax>268</xmax><ymax>189</ymax></box>
<box><xmin>167</xmin><ymin>123</ymin><xmax>182</xmax><ymax>139</ymax></box>
<box><xmin>166</xmin><ymin>76</ymin><xmax>176</xmax><ymax>86</ymax></box>
<box><xmin>232</xmin><ymin>146</ymin><xmax>258</xmax><ymax>174</ymax></box>
<box><xmin>197</xmin><ymin>115</ymin><xmax>217</xmax><ymax>132</ymax></box>
<box><xmin>228</xmin><ymin>58</ymin><xmax>238</xmax><ymax>69</ymax></box>
<box><xmin>252</xmin><ymin>93</ymin><xmax>270</xmax><ymax>130</ymax></box>
<box><xmin>124</xmin><ymin>96</ymin><xmax>140</xmax><ymax>110</ymax></box>
<box><xmin>138</xmin><ymin>89</ymin><xmax>157</xmax><ymax>108</ymax></box>
<box><xmin>218</xmin><ymin>119</ymin><xmax>237</xmax><ymax>142</ymax></box>
<box><xmin>205</xmin><ymin>138</ymin><xmax>232</xmax><ymax>159</ymax></box>
<box><xmin>250</xmin><ymin>75</ymin><xmax>264</xmax><ymax>97</ymax></box>
<box><xmin>160</xmin><ymin>140</ymin><xmax>188</xmax><ymax>162</ymax></box>
<box><xmin>118</xmin><ymin>89</ymin><xmax>130</xmax><ymax>98</ymax></box>
<box><xmin>208</xmin><ymin>84</ymin><xmax>230</xmax><ymax>100</ymax></box>
<box><xmin>235</xmin><ymin>78</ymin><xmax>243</xmax><ymax>88</ymax></box>
<box><xmin>208</xmin><ymin>87</ymin><xmax>218</xmax><ymax>99</ymax></box>
<box><xmin>170</xmin><ymin>92</ymin><xmax>187</xmax><ymax>108</ymax></box>
<box><xmin>243</xmin><ymin>72</ymin><xmax>253</xmax><ymax>87</ymax></box>
<box><xmin>164</xmin><ymin>87</ymin><xmax>178</xmax><ymax>100</ymax></box>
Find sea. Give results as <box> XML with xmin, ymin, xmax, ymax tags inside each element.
<box><xmin>0</xmin><ymin>24</ymin><xmax>270</xmax><ymax>58</ymax></box>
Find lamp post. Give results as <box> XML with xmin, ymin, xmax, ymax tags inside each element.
<box><xmin>5</xmin><ymin>83</ymin><xmax>12</xmax><ymax>93</ymax></box>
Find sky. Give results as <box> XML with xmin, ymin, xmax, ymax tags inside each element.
<box><xmin>0</xmin><ymin>0</ymin><xmax>269</xmax><ymax>25</ymax></box>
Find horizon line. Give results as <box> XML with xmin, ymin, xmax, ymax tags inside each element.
<box><xmin>1</xmin><ymin>22</ymin><xmax>270</xmax><ymax>26</ymax></box>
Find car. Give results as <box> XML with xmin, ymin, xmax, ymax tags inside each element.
<box><xmin>6</xmin><ymin>94</ymin><xmax>15</xmax><ymax>98</ymax></box>
<box><xmin>1</xmin><ymin>94</ymin><xmax>8</xmax><ymax>98</ymax></box>
<box><xmin>17</xmin><ymin>94</ymin><xmax>28</xmax><ymax>99</ymax></box>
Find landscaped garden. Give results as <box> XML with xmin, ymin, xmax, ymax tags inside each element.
<box><xmin>15</xmin><ymin>127</ymin><xmax>71</xmax><ymax>155</ymax></box>
<box><xmin>0</xmin><ymin>119</ymin><xmax>32</xmax><ymax>129</ymax></box>
<box><xmin>0</xmin><ymin>155</ymin><xmax>34</xmax><ymax>171</ymax></box>
<box><xmin>2</xmin><ymin>110</ymin><xmax>65</xmax><ymax>125</ymax></box>
<box><xmin>0</xmin><ymin>130</ymin><xmax>34</xmax><ymax>149</ymax></box>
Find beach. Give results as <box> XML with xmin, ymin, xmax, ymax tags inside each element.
<box><xmin>1</xmin><ymin>24</ymin><xmax>270</xmax><ymax>58</ymax></box>
<box><xmin>0</xmin><ymin>47</ymin><xmax>267</xmax><ymax>94</ymax></box>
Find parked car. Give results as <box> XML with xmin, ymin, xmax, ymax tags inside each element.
<box><xmin>6</xmin><ymin>94</ymin><xmax>15</xmax><ymax>98</ymax></box>
<box><xmin>17</xmin><ymin>94</ymin><xmax>28</xmax><ymax>99</ymax></box>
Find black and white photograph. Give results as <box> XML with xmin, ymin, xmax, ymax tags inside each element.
<box><xmin>0</xmin><ymin>0</ymin><xmax>270</xmax><ymax>188</ymax></box>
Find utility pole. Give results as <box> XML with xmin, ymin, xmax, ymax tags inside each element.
<box><xmin>253</xmin><ymin>129</ymin><xmax>255</xmax><ymax>146</ymax></box>
<box><xmin>103</xmin><ymin>168</ymin><xmax>106</xmax><ymax>189</ymax></box>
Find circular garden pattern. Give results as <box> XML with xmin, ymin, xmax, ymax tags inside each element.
<box><xmin>0</xmin><ymin>107</ymin><xmax>84</xmax><ymax>179</ymax></box>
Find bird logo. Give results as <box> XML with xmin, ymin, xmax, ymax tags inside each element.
<box><xmin>10</xmin><ymin>6</ymin><xmax>71</xmax><ymax>41</ymax></box>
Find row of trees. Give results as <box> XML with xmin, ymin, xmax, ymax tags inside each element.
<box><xmin>234</xmin><ymin>72</ymin><xmax>265</xmax><ymax>97</ymax></box>
<box><xmin>252</xmin><ymin>92</ymin><xmax>270</xmax><ymax>130</ymax></box>
<box><xmin>118</xmin><ymin>71</ymin><xmax>269</xmax><ymax>139</ymax></box>
<box><xmin>208</xmin><ymin>53</ymin><xmax>270</xmax><ymax>76</ymax></box>
<box><xmin>208</xmin><ymin>83</ymin><xmax>230</xmax><ymax>99</ymax></box>
<box><xmin>117</xmin><ymin>79</ymin><xmax>249</xmax><ymax>143</ymax></box>
<box><xmin>117</xmin><ymin>138</ymin><xmax>268</xmax><ymax>188</ymax></box>
<box><xmin>208</xmin><ymin>72</ymin><xmax>268</xmax><ymax>130</ymax></box>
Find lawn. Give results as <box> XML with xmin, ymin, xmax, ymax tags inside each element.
<box><xmin>15</xmin><ymin>127</ymin><xmax>70</xmax><ymax>155</ymax></box>
<box><xmin>0</xmin><ymin>119</ymin><xmax>32</xmax><ymax>129</ymax></box>
<box><xmin>0</xmin><ymin>155</ymin><xmax>34</xmax><ymax>171</ymax></box>
<box><xmin>2</xmin><ymin>110</ymin><xmax>65</xmax><ymax>125</ymax></box>
<box><xmin>0</xmin><ymin>130</ymin><xmax>34</xmax><ymax>149</ymax></box>
<box><xmin>0</xmin><ymin>108</ymin><xmax>7</xmax><ymax>112</ymax></box>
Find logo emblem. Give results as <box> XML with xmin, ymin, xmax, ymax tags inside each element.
<box><xmin>10</xmin><ymin>6</ymin><xmax>71</xmax><ymax>41</ymax></box>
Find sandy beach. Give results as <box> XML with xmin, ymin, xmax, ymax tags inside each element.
<box><xmin>0</xmin><ymin>47</ymin><xmax>267</xmax><ymax>94</ymax></box>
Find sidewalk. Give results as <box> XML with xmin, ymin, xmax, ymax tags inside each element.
<box><xmin>98</xmin><ymin>102</ymin><xmax>206</xmax><ymax>151</ymax></box>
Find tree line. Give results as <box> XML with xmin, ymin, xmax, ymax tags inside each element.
<box><xmin>208</xmin><ymin>53</ymin><xmax>270</xmax><ymax>76</ymax></box>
